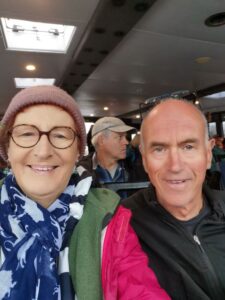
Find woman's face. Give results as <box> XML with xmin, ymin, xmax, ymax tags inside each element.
<box><xmin>7</xmin><ymin>104</ymin><xmax>79</xmax><ymax>208</ymax></box>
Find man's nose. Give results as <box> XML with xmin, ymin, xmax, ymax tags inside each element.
<box><xmin>121</xmin><ymin>135</ymin><xmax>128</xmax><ymax>145</ymax></box>
<box><xmin>167</xmin><ymin>149</ymin><xmax>183</xmax><ymax>172</ymax></box>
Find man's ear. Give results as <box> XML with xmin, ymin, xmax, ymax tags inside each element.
<box><xmin>139</xmin><ymin>144</ymin><xmax>148</xmax><ymax>174</ymax></box>
<box><xmin>207</xmin><ymin>138</ymin><xmax>215</xmax><ymax>169</ymax></box>
<box><xmin>98</xmin><ymin>134</ymin><xmax>105</xmax><ymax>147</ymax></box>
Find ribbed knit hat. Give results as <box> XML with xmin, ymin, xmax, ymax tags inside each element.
<box><xmin>0</xmin><ymin>85</ymin><xmax>86</xmax><ymax>161</ymax></box>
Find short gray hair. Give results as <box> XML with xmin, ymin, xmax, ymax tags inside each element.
<box><xmin>91</xmin><ymin>129</ymin><xmax>111</xmax><ymax>149</ymax></box>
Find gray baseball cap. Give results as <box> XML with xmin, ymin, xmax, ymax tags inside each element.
<box><xmin>92</xmin><ymin>117</ymin><xmax>135</xmax><ymax>137</ymax></box>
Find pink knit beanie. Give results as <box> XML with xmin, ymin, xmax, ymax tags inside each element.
<box><xmin>0</xmin><ymin>85</ymin><xmax>86</xmax><ymax>161</ymax></box>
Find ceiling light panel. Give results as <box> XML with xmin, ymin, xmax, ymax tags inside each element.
<box><xmin>14</xmin><ymin>78</ymin><xmax>55</xmax><ymax>88</ymax></box>
<box><xmin>1</xmin><ymin>18</ymin><xmax>76</xmax><ymax>53</ymax></box>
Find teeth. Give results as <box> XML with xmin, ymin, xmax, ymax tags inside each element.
<box><xmin>32</xmin><ymin>166</ymin><xmax>53</xmax><ymax>171</ymax></box>
<box><xmin>170</xmin><ymin>180</ymin><xmax>184</xmax><ymax>184</ymax></box>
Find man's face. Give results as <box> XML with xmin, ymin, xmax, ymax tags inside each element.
<box><xmin>101</xmin><ymin>131</ymin><xmax>128</xmax><ymax>160</ymax></box>
<box><xmin>140</xmin><ymin>100</ymin><xmax>214</xmax><ymax>220</ymax></box>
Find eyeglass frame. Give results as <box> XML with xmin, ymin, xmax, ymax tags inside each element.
<box><xmin>8</xmin><ymin>124</ymin><xmax>80</xmax><ymax>149</ymax></box>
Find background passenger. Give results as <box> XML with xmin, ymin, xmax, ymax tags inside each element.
<box><xmin>78</xmin><ymin>117</ymin><xmax>148</xmax><ymax>198</ymax></box>
<box><xmin>207</xmin><ymin>135</ymin><xmax>225</xmax><ymax>189</ymax></box>
<box><xmin>0</xmin><ymin>85</ymin><xmax>169</xmax><ymax>300</ymax></box>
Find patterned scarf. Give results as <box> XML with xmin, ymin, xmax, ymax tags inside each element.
<box><xmin>0</xmin><ymin>166</ymin><xmax>92</xmax><ymax>300</ymax></box>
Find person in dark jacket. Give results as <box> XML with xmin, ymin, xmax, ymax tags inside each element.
<box><xmin>123</xmin><ymin>98</ymin><xmax>225</xmax><ymax>300</ymax></box>
<box><xmin>78</xmin><ymin>117</ymin><xmax>148</xmax><ymax>197</ymax></box>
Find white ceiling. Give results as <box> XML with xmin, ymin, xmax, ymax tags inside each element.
<box><xmin>1</xmin><ymin>0</ymin><xmax>225</xmax><ymax>120</ymax></box>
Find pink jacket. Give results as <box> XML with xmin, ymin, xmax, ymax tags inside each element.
<box><xmin>102</xmin><ymin>206</ymin><xmax>170</xmax><ymax>300</ymax></box>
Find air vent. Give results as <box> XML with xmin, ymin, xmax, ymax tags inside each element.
<box><xmin>205</xmin><ymin>12</ymin><xmax>225</xmax><ymax>27</ymax></box>
<box><xmin>84</xmin><ymin>47</ymin><xmax>93</xmax><ymax>52</ymax></box>
<box><xmin>94</xmin><ymin>28</ymin><xmax>106</xmax><ymax>34</ymax></box>
<box><xmin>134</xmin><ymin>2</ymin><xmax>150</xmax><ymax>12</ymax></box>
<box><xmin>114</xmin><ymin>30</ymin><xmax>125</xmax><ymax>37</ymax></box>
<box><xmin>99</xmin><ymin>50</ymin><xmax>109</xmax><ymax>55</ymax></box>
<box><xmin>112</xmin><ymin>0</ymin><xmax>126</xmax><ymax>7</ymax></box>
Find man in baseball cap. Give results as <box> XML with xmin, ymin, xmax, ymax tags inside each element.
<box><xmin>78</xmin><ymin>117</ymin><xmax>147</xmax><ymax>197</ymax></box>
<box><xmin>91</xmin><ymin>117</ymin><xmax>134</xmax><ymax>137</ymax></box>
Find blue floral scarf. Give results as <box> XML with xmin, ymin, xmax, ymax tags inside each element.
<box><xmin>0</xmin><ymin>166</ymin><xmax>92</xmax><ymax>300</ymax></box>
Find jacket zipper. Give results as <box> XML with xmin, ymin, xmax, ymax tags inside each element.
<box><xmin>193</xmin><ymin>234</ymin><xmax>223</xmax><ymax>299</ymax></box>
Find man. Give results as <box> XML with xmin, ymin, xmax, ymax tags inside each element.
<box><xmin>123</xmin><ymin>99</ymin><xmax>225</xmax><ymax>300</ymax></box>
<box><xmin>78</xmin><ymin>117</ymin><xmax>148</xmax><ymax>195</ymax></box>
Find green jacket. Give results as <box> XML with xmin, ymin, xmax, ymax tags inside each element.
<box><xmin>69</xmin><ymin>188</ymin><xmax>120</xmax><ymax>300</ymax></box>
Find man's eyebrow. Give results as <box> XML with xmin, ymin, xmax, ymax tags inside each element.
<box><xmin>178</xmin><ymin>138</ymin><xmax>199</xmax><ymax>145</ymax></box>
<box><xmin>147</xmin><ymin>139</ymin><xmax>199</xmax><ymax>148</ymax></box>
<box><xmin>148</xmin><ymin>141</ymin><xmax>168</xmax><ymax>148</ymax></box>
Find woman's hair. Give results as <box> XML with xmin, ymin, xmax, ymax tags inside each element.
<box><xmin>0</xmin><ymin>116</ymin><xmax>15</xmax><ymax>167</ymax></box>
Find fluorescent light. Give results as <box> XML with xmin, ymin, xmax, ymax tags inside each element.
<box><xmin>14</xmin><ymin>78</ymin><xmax>55</xmax><ymax>88</ymax></box>
<box><xmin>1</xmin><ymin>18</ymin><xmax>76</xmax><ymax>53</ymax></box>
<box><xmin>205</xmin><ymin>92</ymin><xmax>225</xmax><ymax>99</ymax></box>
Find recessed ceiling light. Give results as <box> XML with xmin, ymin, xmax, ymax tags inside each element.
<box><xmin>195</xmin><ymin>57</ymin><xmax>211</xmax><ymax>64</ymax></box>
<box><xmin>103</xmin><ymin>107</ymin><xmax>109</xmax><ymax>111</ymax></box>
<box><xmin>195</xmin><ymin>100</ymin><xmax>200</xmax><ymax>105</ymax></box>
<box><xmin>135</xmin><ymin>114</ymin><xmax>140</xmax><ymax>119</ymax></box>
<box><xmin>25</xmin><ymin>64</ymin><xmax>36</xmax><ymax>71</ymax></box>
<box><xmin>1</xmin><ymin>18</ymin><xmax>76</xmax><ymax>53</ymax></box>
<box><xmin>90</xmin><ymin>113</ymin><xmax>94</xmax><ymax>117</ymax></box>
<box><xmin>14</xmin><ymin>78</ymin><xmax>55</xmax><ymax>88</ymax></box>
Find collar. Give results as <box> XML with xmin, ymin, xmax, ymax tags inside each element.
<box><xmin>92</xmin><ymin>152</ymin><xmax>98</xmax><ymax>169</ymax></box>
<box><xmin>92</xmin><ymin>152</ymin><xmax>122</xmax><ymax>171</ymax></box>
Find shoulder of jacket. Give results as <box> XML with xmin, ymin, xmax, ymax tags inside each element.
<box><xmin>0</xmin><ymin>178</ymin><xmax>4</xmax><ymax>188</ymax></box>
<box><xmin>77</xmin><ymin>153</ymin><xmax>93</xmax><ymax>166</ymax></box>
<box><xmin>122</xmin><ymin>187</ymin><xmax>150</xmax><ymax>209</ymax></box>
<box><xmin>86</xmin><ymin>188</ymin><xmax>120</xmax><ymax>214</ymax></box>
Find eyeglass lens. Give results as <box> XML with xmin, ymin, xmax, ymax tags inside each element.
<box><xmin>11</xmin><ymin>125</ymin><xmax>76</xmax><ymax>149</ymax></box>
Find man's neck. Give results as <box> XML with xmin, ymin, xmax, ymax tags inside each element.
<box><xmin>159</xmin><ymin>197</ymin><xmax>204</xmax><ymax>221</ymax></box>
<box><xmin>96</xmin><ymin>152</ymin><xmax>118</xmax><ymax>172</ymax></box>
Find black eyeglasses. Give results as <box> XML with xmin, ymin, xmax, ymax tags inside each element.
<box><xmin>9</xmin><ymin>124</ymin><xmax>79</xmax><ymax>149</ymax></box>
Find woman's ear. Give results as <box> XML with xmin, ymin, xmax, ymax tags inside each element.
<box><xmin>6</xmin><ymin>151</ymin><xmax>11</xmax><ymax>168</ymax></box>
<box><xmin>76</xmin><ymin>152</ymin><xmax>81</xmax><ymax>163</ymax></box>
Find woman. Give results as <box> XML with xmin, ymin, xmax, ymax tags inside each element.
<box><xmin>0</xmin><ymin>85</ymin><xmax>169</xmax><ymax>300</ymax></box>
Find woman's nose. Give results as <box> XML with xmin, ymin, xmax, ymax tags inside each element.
<box><xmin>33</xmin><ymin>134</ymin><xmax>54</xmax><ymax>158</ymax></box>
